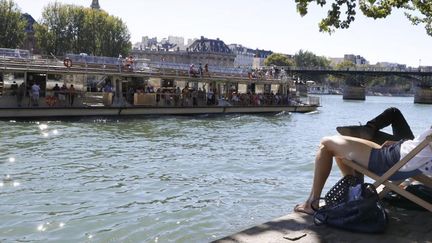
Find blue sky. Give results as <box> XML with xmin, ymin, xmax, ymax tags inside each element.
<box><xmin>13</xmin><ymin>0</ymin><xmax>432</xmax><ymax>67</ymax></box>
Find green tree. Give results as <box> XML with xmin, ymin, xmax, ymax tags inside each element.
<box><xmin>264</xmin><ymin>53</ymin><xmax>295</xmax><ymax>66</ymax></box>
<box><xmin>335</xmin><ymin>60</ymin><xmax>356</xmax><ymax>70</ymax></box>
<box><xmin>293</xmin><ymin>50</ymin><xmax>330</xmax><ymax>82</ymax></box>
<box><xmin>293</xmin><ymin>49</ymin><xmax>330</xmax><ymax>68</ymax></box>
<box><xmin>35</xmin><ymin>2</ymin><xmax>131</xmax><ymax>57</ymax></box>
<box><xmin>0</xmin><ymin>0</ymin><xmax>26</xmax><ymax>48</ymax></box>
<box><xmin>295</xmin><ymin>0</ymin><xmax>432</xmax><ymax>36</ymax></box>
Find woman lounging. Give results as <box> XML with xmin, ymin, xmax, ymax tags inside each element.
<box><xmin>294</xmin><ymin>108</ymin><xmax>432</xmax><ymax>215</ymax></box>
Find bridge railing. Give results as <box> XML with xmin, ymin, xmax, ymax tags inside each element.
<box><xmin>257</xmin><ymin>65</ymin><xmax>428</xmax><ymax>73</ymax></box>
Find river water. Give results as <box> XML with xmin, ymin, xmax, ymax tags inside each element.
<box><xmin>1</xmin><ymin>95</ymin><xmax>431</xmax><ymax>242</ymax></box>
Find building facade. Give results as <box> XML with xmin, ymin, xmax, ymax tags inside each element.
<box><xmin>132</xmin><ymin>37</ymin><xmax>236</xmax><ymax>67</ymax></box>
<box><xmin>228</xmin><ymin>44</ymin><xmax>273</xmax><ymax>67</ymax></box>
<box><xmin>344</xmin><ymin>54</ymin><xmax>369</xmax><ymax>65</ymax></box>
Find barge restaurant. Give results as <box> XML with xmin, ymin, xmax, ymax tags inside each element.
<box><xmin>0</xmin><ymin>48</ymin><xmax>319</xmax><ymax>119</ymax></box>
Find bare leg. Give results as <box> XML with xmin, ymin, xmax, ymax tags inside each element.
<box><xmin>294</xmin><ymin>135</ymin><xmax>379</xmax><ymax>215</ymax></box>
<box><xmin>335</xmin><ymin>157</ymin><xmax>354</xmax><ymax>176</ymax></box>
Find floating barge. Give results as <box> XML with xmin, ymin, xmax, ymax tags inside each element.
<box><xmin>0</xmin><ymin>49</ymin><xmax>319</xmax><ymax>119</ymax></box>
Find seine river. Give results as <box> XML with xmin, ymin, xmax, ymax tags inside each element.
<box><xmin>1</xmin><ymin>95</ymin><xmax>431</xmax><ymax>242</ymax></box>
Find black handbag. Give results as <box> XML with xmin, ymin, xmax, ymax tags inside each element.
<box><xmin>313</xmin><ymin>175</ymin><xmax>388</xmax><ymax>233</ymax></box>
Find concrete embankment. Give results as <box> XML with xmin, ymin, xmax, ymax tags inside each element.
<box><xmin>214</xmin><ymin>206</ymin><xmax>432</xmax><ymax>243</ymax></box>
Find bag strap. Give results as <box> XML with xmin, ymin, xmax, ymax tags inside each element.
<box><xmin>313</xmin><ymin>214</ymin><xmax>326</xmax><ymax>226</ymax></box>
<box><xmin>311</xmin><ymin>197</ymin><xmax>324</xmax><ymax>212</ymax></box>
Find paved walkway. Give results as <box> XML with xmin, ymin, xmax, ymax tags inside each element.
<box><xmin>214</xmin><ymin>206</ymin><xmax>432</xmax><ymax>243</ymax></box>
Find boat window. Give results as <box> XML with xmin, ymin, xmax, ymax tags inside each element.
<box><xmin>47</xmin><ymin>74</ymin><xmax>62</xmax><ymax>91</ymax></box>
<box><xmin>271</xmin><ymin>85</ymin><xmax>279</xmax><ymax>94</ymax></box>
<box><xmin>63</xmin><ymin>74</ymin><xmax>85</xmax><ymax>92</ymax></box>
<box><xmin>2</xmin><ymin>72</ymin><xmax>25</xmax><ymax>96</ymax></box>
<box><xmin>238</xmin><ymin>84</ymin><xmax>247</xmax><ymax>93</ymax></box>
<box><xmin>255</xmin><ymin>84</ymin><xmax>264</xmax><ymax>94</ymax></box>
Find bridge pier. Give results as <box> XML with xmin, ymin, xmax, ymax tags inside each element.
<box><xmin>414</xmin><ymin>86</ymin><xmax>432</xmax><ymax>104</ymax></box>
<box><xmin>343</xmin><ymin>85</ymin><xmax>365</xmax><ymax>100</ymax></box>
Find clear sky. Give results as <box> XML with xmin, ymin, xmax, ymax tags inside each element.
<box><xmin>12</xmin><ymin>0</ymin><xmax>432</xmax><ymax>67</ymax></box>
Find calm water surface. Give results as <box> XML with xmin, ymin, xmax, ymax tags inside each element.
<box><xmin>1</xmin><ymin>95</ymin><xmax>431</xmax><ymax>242</ymax></box>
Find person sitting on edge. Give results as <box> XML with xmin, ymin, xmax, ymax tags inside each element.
<box><xmin>294</xmin><ymin>108</ymin><xmax>432</xmax><ymax>215</ymax></box>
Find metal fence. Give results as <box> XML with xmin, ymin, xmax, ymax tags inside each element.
<box><xmin>0</xmin><ymin>48</ymin><xmax>31</xmax><ymax>59</ymax></box>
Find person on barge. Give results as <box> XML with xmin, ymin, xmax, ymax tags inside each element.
<box><xmin>294</xmin><ymin>108</ymin><xmax>432</xmax><ymax>215</ymax></box>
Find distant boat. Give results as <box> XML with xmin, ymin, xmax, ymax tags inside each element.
<box><xmin>306</xmin><ymin>81</ymin><xmax>341</xmax><ymax>95</ymax></box>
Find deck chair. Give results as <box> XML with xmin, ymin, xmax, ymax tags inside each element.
<box><xmin>342</xmin><ymin>134</ymin><xmax>432</xmax><ymax>212</ymax></box>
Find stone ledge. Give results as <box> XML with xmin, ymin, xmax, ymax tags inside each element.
<box><xmin>213</xmin><ymin>207</ymin><xmax>432</xmax><ymax>243</ymax></box>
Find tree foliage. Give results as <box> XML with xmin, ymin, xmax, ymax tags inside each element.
<box><xmin>335</xmin><ymin>60</ymin><xmax>356</xmax><ymax>69</ymax></box>
<box><xmin>0</xmin><ymin>0</ymin><xmax>27</xmax><ymax>48</ymax></box>
<box><xmin>264</xmin><ymin>53</ymin><xmax>295</xmax><ymax>66</ymax></box>
<box><xmin>295</xmin><ymin>0</ymin><xmax>432</xmax><ymax>36</ymax></box>
<box><xmin>293</xmin><ymin>49</ymin><xmax>330</xmax><ymax>68</ymax></box>
<box><xmin>293</xmin><ymin>50</ymin><xmax>330</xmax><ymax>82</ymax></box>
<box><xmin>34</xmin><ymin>2</ymin><xmax>131</xmax><ymax>57</ymax></box>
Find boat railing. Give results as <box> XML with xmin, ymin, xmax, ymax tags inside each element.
<box><xmin>0</xmin><ymin>48</ymin><xmax>31</xmax><ymax>59</ymax></box>
<box><xmin>126</xmin><ymin>91</ymin><xmax>318</xmax><ymax>108</ymax></box>
<box><xmin>0</xmin><ymin>53</ymin><xmax>291</xmax><ymax>82</ymax></box>
<box><xmin>148</xmin><ymin>61</ymin><xmax>289</xmax><ymax>82</ymax></box>
<box><xmin>299</xmin><ymin>96</ymin><xmax>321</xmax><ymax>106</ymax></box>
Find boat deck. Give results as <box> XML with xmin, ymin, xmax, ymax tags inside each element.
<box><xmin>0</xmin><ymin>105</ymin><xmax>317</xmax><ymax>119</ymax></box>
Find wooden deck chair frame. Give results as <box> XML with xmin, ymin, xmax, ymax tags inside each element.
<box><xmin>342</xmin><ymin>134</ymin><xmax>432</xmax><ymax>212</ymax></box>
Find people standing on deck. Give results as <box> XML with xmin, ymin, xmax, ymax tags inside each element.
<box><xmin>189</xmin><ymin>64</ymin><xmax>197</xmax><ymax>77</ymax></box>
<box><xmin>52</xmin><ymin>83</ymin><xmax>60</xmax><ymax>101</ymax></box>
<box><xmin>182</xmin><ymin>84</ymin><xmax>190</xmax><ymax>106</ymax></box>
<box><xmin>198</xmin><ymin>63</ymin><xmax>203</xmax><ymax>77</ymax></box>
<box><xmin>207</xmin><ymin>88</ymin><xmax>214</xmax><ymax>105</ymax></box>
<box><xmin>11</xmin><ymin>81</ymin><xmax>18</xmax><ymax>96</ymax></box>
<box><xmin>126</xmin><ymin>87</ymin><xmax>135</xmax><ymax>105</ymax></box>
<box><xmin>117</xmin><ymin>54</ymin><xmax>123</xmax><ymax>72</ymax></box>
<box><xmin>59</xmin><ymin>84</ymin><xmax>68</xmax><ymax>105</ymax></box>
<box><xmin>192</xmin><ymin>88</ymin><xmax>198</xmax><ymax>106</ymax></box>
<box><xmin>31</xmin><ymin>82</ymin><xmax>40</xmax><ymax>106</ymax></box>
<box><xmin>247</xmin><ymin>66</ymin><xmax>253</xmax><ymax>80</ymax></box>
<box><xmin>204</xmin><ymin>63</ymin><xmax>210</xmax><ymax>77</ymax></box>
<box><xmin>103</xmin><ymin>83</ymin><xmax>113</xmax><ymax>93</ymax></box>
<box><xmin>156</xmin><ymin>88</ymin><xmax>161</xmax><ymax>106</ymax></box>
<box><xmin>16</xmin><ymin>83</ymin><xmax>25</xmax><ymax>107</ymax></box>
<box><xmin>69</xmin><ymin>84</ymin><xmax>76</xmax><ymax>106</ymax></box>
<box><xmin>125</xmin><ymin>55</ymin><xmax>134</xmax><ymax>71</ymax></box>
<box><xmin>174</xmin><ymin>86</ymin><xmax>181</xmax><ymax>106</ymax></box>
